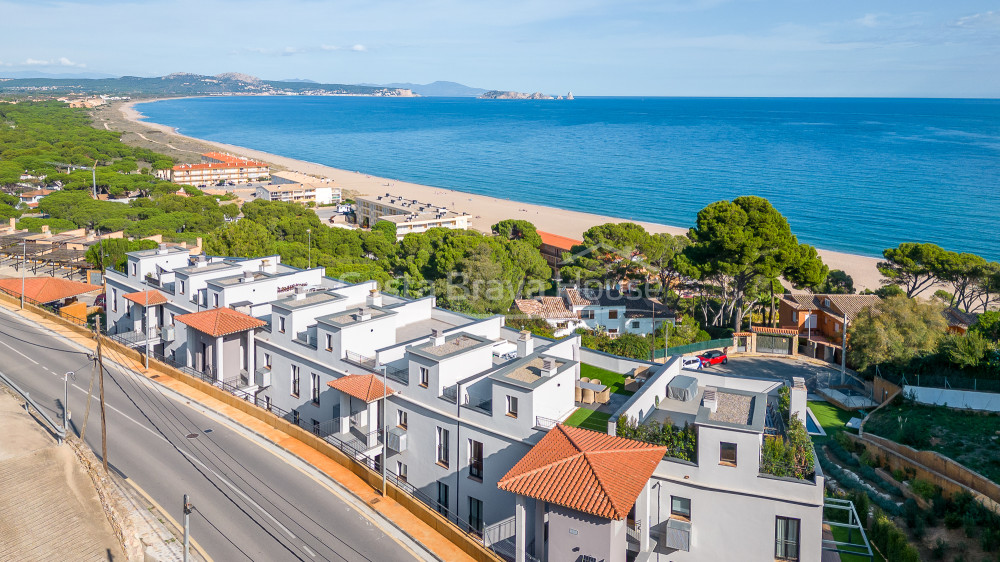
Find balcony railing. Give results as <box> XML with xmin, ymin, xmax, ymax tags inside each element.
<box><xmin>384</xmin><ymin>365</ymin><xmax>408</xmax><ymax>385</ymax></box>
<box><xmin>344</xmin><ymin>351</ymin><xmax>377</xmax><ymax>370</ymax></box>
<box><xmin>441</xmin><ymin>385</ymin><xmax>458</xmax><ymax>403</ymax></box>
<box><xmin>535</xmin><ymin>416</ymin><xmax>560</xmax><ymax>430</ymax></box>
<box><xmin>463</xmin><ymin>396</ymin><xmax>492</xmax><ymax>415</ymax></box>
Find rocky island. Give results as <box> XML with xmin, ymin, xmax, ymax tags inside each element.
<box><xmin>478</xmin><ymin>90</ymin><xmax>554</xmax><ymax>100</ymax></box>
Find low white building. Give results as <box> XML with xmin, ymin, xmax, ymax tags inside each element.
<box><xmin>513</xmin><ymin>287</ymin><xmax>676</xmax><ymax>337</ymax></box>
<box><xmin>355</xmin><ymin>193</ymin><xmax>470</xmax><ymax>239</ymax></box>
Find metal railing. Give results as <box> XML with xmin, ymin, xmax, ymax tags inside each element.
<box><xmin>534</xmin><ymin>416</ymin><xmax>560</xmax><ymax>430</ymax></box>
<box><xmin>654</xmin><ymin>338</ymin><xmax>733</xmax><ymax>358</ymax></box>
<box><xmin>441</xmin><ymin>384</ymin><xmax>458</xmax><ymax>403</ymax></box>
<box><xmin>384</xmin><ymin>364</ymin><xmax>408</xmax><ymax>385</ymax></box>
<box><xmin>344</xmin><ymin>351</ymin><xmax>377</xmax><ymax>370</ymax></box>
<box><xmin>463</xmin><ymin>396</ymin><xmax>492</xmax><ymax>415</ymax></box>
<box><xmin>0</xmin><ymin>369</ymin><xmax>67</xmax><ymax>444</ymax></box>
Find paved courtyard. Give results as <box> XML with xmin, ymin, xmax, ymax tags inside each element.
<box><xmin>695</xmin><ymin>355</ymin><xmax>850</xmax><ymax>393</ymax></box>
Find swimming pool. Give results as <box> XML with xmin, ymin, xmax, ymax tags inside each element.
<box><xmin>805</xmin><ymin>407</ymin><xmax>826</xmax><ymax>436</ymax></box>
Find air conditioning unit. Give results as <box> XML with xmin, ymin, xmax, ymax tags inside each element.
<box><xmin>162</xmin><ymin>325</ymin><xmax>175</xmax><ymax>342</ymax></box>
<box><xmin>387</xmin><ymin>427</ymin><xmax>407</xmax><ymax>452</ymax></box>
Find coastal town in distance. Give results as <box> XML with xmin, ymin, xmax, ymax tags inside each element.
<box><xmin>0</xmin><ymin>2</ymin><xmax>998</xmax><ymax>562</ymax></box>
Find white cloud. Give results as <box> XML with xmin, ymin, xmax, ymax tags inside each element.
<box><xmin>350</xmin><ymin>44</ymin><xmax>366</xmax><ymax>52</ymax></box>
<box><xmin>21</xmin><ymin>57</ymin><xmax>86</xmax><ymax>67</ymax></box>
<box><xmin>58</xmin><ymin>57</ymin><xmax>85</xmax><ymax>67</ymax></box>
<box><xmin>856</xmin><ymin>14</ymin><xmax>879</xmax><ymax>28</ymax></box>
<box><xmin>954</xmin><ymin>11</ymin><xmax>1000</xmax><ymax>28</ymax></box>
<box><xmin>24</xmin><ymin>58</ymin><xmax>49</xmax><ymax>65</ymax></box>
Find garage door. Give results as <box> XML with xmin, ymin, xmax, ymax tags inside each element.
<box><xmin>757</xmin><ymin>334</ymin><xmax>792</xmax><ymax>355</ymax></box>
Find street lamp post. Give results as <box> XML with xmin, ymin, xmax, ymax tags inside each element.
<box><xmin>20</xmin><ymin>240</ymin><xmax>25</xmax><ymax>309</ymax></box>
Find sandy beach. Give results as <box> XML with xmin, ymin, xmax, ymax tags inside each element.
<box><xmin>116</xmin><ymin>99</ymin><xmax>886</xmax><ymax>291</ymax></box>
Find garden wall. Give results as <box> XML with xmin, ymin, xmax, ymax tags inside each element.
<box><xmin>849</xmin><ymin>433</ymin><xmax>1000</xmax><ymax>515</ymax></box>
<box><xmin>903</xmin><ymin>386</ymin><xmax>1000</xmax><ymax>412</ymax></box>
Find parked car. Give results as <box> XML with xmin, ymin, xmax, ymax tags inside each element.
<box><xmin>697</xmin><ymin>350</ymin><xmax>728</xmax><ymax>367</ymax></box>
<box><xmin>681</xmin><ymin>357</ymin><xmax>702</xmax><ymax>370</ymax></box>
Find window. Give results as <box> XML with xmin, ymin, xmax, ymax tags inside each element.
<box><xmin>212</xmin><ymin>293</ymin><xmax>219</xmax><ymax>308</ymax></box>
<box><xmin>506</xmin><ymin>395</ymin><xmax>518</xmax><ymax>418</ymax></box>
<box><xmin>436</xmin><ymin>427</ymin><xmax>449</xmax><ymax>468</ymax></box>
<box><xmin>581</xmin><ymin>310</ymin><xmax>594</xmax><ymax>319</ymax></box>
<box><xmin>608</xmin><ymin>309</ymin><xmax>619</xmax><ymax>320</ymax></box>
<box><xmin>264</xmin><ymin>353</ymin><xmax>271</xmax><ymax>368</ymax></box>
<box><xmin>670</xmin><ymin>496</ymin><xmax>691</xmax><ymax>521</ymax></box>
<box><xmin>291</xmin><ymin>365</ymin><xmax>300</xmax><ymax>397</ymax></box>
<box><xmin>419</xmin><ymin>366</ymin><xmax>429</xmax><ymax>388</ymax></box>
<box><xmin>292</xmin><ymin>409</ymin><xmax>300</xmax><ymax>425</ymax></box>
<box><xmin>325</xmin><ymin>333</ymin><xmax>332</xmax><ymax>351</ymax></box>
<box><xmin>436</xmin><ymin>482</ymin><xmax>449</xmax><ymax>515</ymax></box>
<box><xmin>311</xmin><ymin>373</ymin><xmax>320</xmax><ymax>405</ymax></box>
<box><xmin>469</xmin><ymin>440</ymin><xmax>484</xmax><ymax>480</ymax></box>
<box><xmin>179</xmin><ymin>280</ymin><xmax>185</xmax><ymax>294</ymax></box>
<box><xmin>823</xmin><ymin>298</ymin><xmax>831</xmax><ymax>308</ymax></box>
<box><xmin>835</xmin><ymin>322</ymin><xmax>842</xmax><ymax>333</ymax></box>
<box><xmin>720</xmin><ymin>442</ymin><xmax>738</xmax><ymax>466</ymax></box>
<box><xmin>312</xmin><ymin>419</ymin><xmax>320</xmax><ymax>435</ymax></box>
<box><xmin>278</xmin><ymin>316</ymin><xmax>286</xmax><ymax>333</ymax></box>
<box><xmin>631</xmin><ymin>320</ymin><xmax>641</xmax><ymax>329</ymax></box>
<box><xmin>792</xmin><ymin>311</ymin><xmax>798</xmax><ymax>322</ymax></box>
<box><xmin>397</xmin><ymin>461</ymin><xmax>408</xmax><ymax>483</ymax></box>
<box><xmin>469</xmin><ymin>497</ymin><xmax>484</xmax><ymax>534</ymax></box>
<box><xmin>397</xmin><ymin>410</ymin><xmax>408</xmax><ymax>429</ymax></box>
<box><xmin>111</xmin><ymin>288</ymin><xmax>118</xmax><ymax>313</ymax></box>
<box><xmin>131</xmin><ymin>263</ymin><xmax>137</xmax><ymax>277</ymax></box>
<box><xmin>775</xmin><ymin>517</ymin><xmax>800</xmax><ymax>560</ymax></box>
<box><xmin>265</xmin><ymin>395</ymin><xmax>271</xmax><ymax>411</ymax></box>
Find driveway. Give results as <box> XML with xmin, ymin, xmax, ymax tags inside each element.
<box><xmin>695</xmin><ymin>355</ymin><xmax>847</xmax><ymax>393</ymax></box>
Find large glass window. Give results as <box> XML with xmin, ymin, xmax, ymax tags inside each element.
<box><xmin>468</xmin><ymin>497</ymin><xmax>484</xmax><ymax>534</ymax></box>
<box><xmin>311</xmin><ymin>373</ymin><xmax>320</xmax><ymax>404</ymax></box>
<box><xmin>670</xmin><ymin>496</ymin><xmax>691</xmax><ymax>520</ymax></box>
<box><xmin>720</xmin><ymin>442</ymin><xmax>738</xmax><ymax>466</ymax></box>
<box><xmin>775</xmin><ymin>517</ymin><xmax>800</xmax><ymax>560</ymax></box>
<box><xmin>469</xmin><ymin>440</ymin><xmax>484</xmax><ymax>480</ymax></box>
<box><xmin>436</xmin><ymin>427</ymin><xmax>449</xmax><ymax>467</ymax></box>
<box><xmin>291</xmin><ymin>365</ymin><xmax>300</xmax><ymax>397</ymax></box>
<box><xmin>436</xmin><ymin>482</ymin><xmax>449</xmax><ymax>515</ymax></box>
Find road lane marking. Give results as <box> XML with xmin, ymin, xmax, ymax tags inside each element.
<box><xmin>0</xmin><ymin>339</ymin><xmax>39</xmax><ymax>364</ymax></box>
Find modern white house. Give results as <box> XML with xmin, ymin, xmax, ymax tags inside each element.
<box><xmin>355</xmin><ymin>194</ymin><xmax>470</xmax><ymax>239</ymax></box>
<box><xmin>103</xmin><ymin>246</ymin><xmax>863</xmax><ymax>562</ymax></box>
<box><xmin>513</xmin><ymin>287</ymin><xmax>676</xmax><ymax>337</ymax></box>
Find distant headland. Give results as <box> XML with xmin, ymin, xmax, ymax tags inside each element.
<box><xmin>478</xmin><ymin>91</ymin><xmax>574</xmax><ymax>100</ymax></box>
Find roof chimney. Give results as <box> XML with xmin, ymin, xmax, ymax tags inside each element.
<box><xmin>241</xmin><ymin>270</ymin><xmax>254</xmax><ymax>283</ymax></box>
<box><xmin>541</xmin><ymin>357</ymin><xmax>558</xmax><ymax>377</ymax></box>
<box><xmin>157</xmin><ymin>242</ymin><xmax>168</xmax><ymax>255</ymax></box>
<box><xmin>431</xmin><ymin>328</ymin><xmax>445</xmax><ymax>347</ymax></box>
<box><xmin>195</xmin><ymin>255</ymin><xmax>207</xmax><ymax>268</ymax></box>
<box><xmin>367</xmin><ymin>288</ymin><xmax>382</xmax><ymax>308</ymax></box>
<box><xmin>703</xmin><ymin>387</ymin><xmax>718</xmax><ymax>413</ymax></box>
<box><xmin>356</xmin><ymin>307</ymin><xmax>372</xmax><ymax>322</ymax></box>
<box><xmin>517</xmin><ymin>330</ymin><xmax>534</xmax><ymax>358</ymax></box>
<box><xmin>294</xmin><ymin>285</ymin><xmax>307</xmax><ymax>300</ymax></box>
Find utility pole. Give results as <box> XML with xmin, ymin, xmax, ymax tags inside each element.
<box><xmin>381</xmin><ymin>363</ymin><xmax>388</xmax><ymax>497</ymax></box>
<box><xmin>97</xmin><ymin>322</ymin><xmax>108</xmax><ymax>473</ymax></box>
<box><xmin>62</xmin><ymin>371</ymin><xmax>74</xmax><ymax>435</ymax></box>
<box><xmin>183</xmin><ymin>494</ymin><xmax>194</xmax><ymax>562</ymax></box>
<box><xmin>840</xmin><ymin>312</ymin><xmax>848</xmax><ymax>384</ymax></box>
<box><xmin>20</xmin><ymin>240</ymin><xmax>25</xmax><ymax>309</ymax></box>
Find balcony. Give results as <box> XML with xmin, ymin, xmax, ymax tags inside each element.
<box><xmin>441</xmin><ymin>384</ymin><xmax>458</xmax><ymax>403</ymax></box>
<box><xmin>462</xmin><ymin>396</ymin><xmax>492</xmax><ymax>415</ymax></box>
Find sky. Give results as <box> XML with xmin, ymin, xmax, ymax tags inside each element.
<box><xmin>0</xmin><ymin>0</ymin><xmax>998</xmax><ymax>96</ymax></box>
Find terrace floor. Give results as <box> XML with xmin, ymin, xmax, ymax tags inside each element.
<box><xmin>563</xmin><ymin>364</ymin><xmax>635</xmax><ymax>433</ymax></box>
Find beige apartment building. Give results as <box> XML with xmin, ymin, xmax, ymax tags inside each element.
<box><xmin>356</xmin><ymin>193</ymin><xmax>470</xmax><ymax>239</ymax></box>
<box><xmin>157</xmin><ymin>153</ymin><xmax>270</xmax><ymax>185</ymax></box>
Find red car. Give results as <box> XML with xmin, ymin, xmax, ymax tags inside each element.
<box><xmin>698</xmin><ymin>350</ymin><xmax>728</xmax><ymax>367</ymax></box>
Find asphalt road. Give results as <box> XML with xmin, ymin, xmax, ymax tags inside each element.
<box><xmin>0</xmin><ymin>308</ymin><xmax>424</xmax><ymax>562</ymax></box>
<box><xmin>697</xmin><ymin>355</ymin><xmax>848</xmax><ymax>391</ymax></box>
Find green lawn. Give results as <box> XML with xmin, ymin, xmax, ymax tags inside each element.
<box><xmin>563</xmin><ymin>409</ymin><xmax>612</xmax><ymax>433</ymax></box>
<box><xmin>808</xmin><ymin>401</ymin><xmax>856</xmax><ymax>444</ymax></box>
<box><xmin>580</xmin><ymin>363</ymin><xmax>634</xmax><ymax>397</ymax></box>
<box><xmin>865</xmin><ymin>401</ymin><xmax>1000</xmax><ymax>483</ymax></box>
<box><xmin>830</xmin><ymin>524</ymin><xmax>885</xmax><ymax>562</ymax></box>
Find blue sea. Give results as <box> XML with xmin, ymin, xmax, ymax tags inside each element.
<box><xmin>137</xmin><ymin>96</ymin><xmax>1000</xmax><ymax>260</ymax></box>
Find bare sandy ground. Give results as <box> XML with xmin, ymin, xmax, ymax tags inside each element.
<box><xmin>119</xmin><ymin>100</ymin><xmax>886</xmax><ymax>291</ymax></box>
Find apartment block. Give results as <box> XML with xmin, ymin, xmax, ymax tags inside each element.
<box><xmin>104</xmin><ymin>246</ymin><xmax>855</xmax><ymax>562</ymax></box>
<box><xmin>157</xmin><ymin>152</ymin><xmax>270</xmax><ymax>185</ymax></box>
<box><xmin>355</xmin><ymin>194</ymin><xmax>470</xmax><ymax>239</ymax></box>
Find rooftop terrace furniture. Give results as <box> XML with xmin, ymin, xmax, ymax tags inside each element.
<box><xmin>579</xmin><ymin>381</ymin><xmax>608</xmax><ymax>393</ymax></box>
<box><xmin>667</xmin><ymin>374</ymin><xmax>699</xmax><ymax>402</ymax></box>
<box><xmin>595</xmin><ymin>388</ymin><xmax>611</xmax><ymax>404</ymax></box>
<box><xmin>579</xmin><ymin>377</ymin><xmax>591</xmax><ymax>384</ymax></box>
<box><xmin>581</xmin><ymin>388</ymin><xmax>595</xmax><ymax>404</ymax></box>
<box><xmin>575</xmin><ymin>385</ymin><xmax>582</xmax><ymax>402</ymax></box>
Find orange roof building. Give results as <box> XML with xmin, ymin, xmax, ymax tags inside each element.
<box><xmin>537</xmin><ymin>231</ymin><xmax>582</xmax><ymax>271</ymax></box>
<box><xmin>0</xmin><ymin>277</ymin><xmax>101</xmax><ymax>303</ymax></box>
<box><xmin>327</xmin><ymin>374</ymin><xmax>394</xmax><ymax>403</ymax></box>
<box><xmin>498</xmin><ymin>424</ymin><xmax>666</xmax><ymax>521</ymax></box>
<box><xmin>174</xmin><ymin>307</ymin><xmax>266</xmax><ymax>337</ymax></box>
<box><xmin>123</xmin><ymin>290</ymin><xmax>168</xmax><ymax>307</ymax></box>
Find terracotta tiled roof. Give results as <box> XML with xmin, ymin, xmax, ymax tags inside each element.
<box><xmin>513</xmin><ymin>297</ymin><xmax>576</xmax><ymax>319</ymax></box>
<box><xmin>497</xmin><ymin>425</ymin><xmax>666</xmax><ymax>520</ymax></box>
<box><xmin>750</xmin><ymin>326</ymin><xmax>800</xmax><ymax>336</ymax></box>
<box><xmin>326</xmin><ymin>374</ymin><xmax>394</xmax><ymax>403</ymax></box>
<box><xmin>174</xmin><ymin>307</ymin><xmax>266</xmax><ymax>337</ymax></box>
<box><xmin>0</xmin><ymin>277</ymin><xmax>101</xmax><ymax>303</ymax></box>
<box><xmin>537</xmin><ymin>231</ymin><xmax>582</xmax><ymax>251</ymax></box>
<box><xmin>779</xmin><ymin>293</ymin><xmax>881</xmax><ymax>324</ymax></box>
<box><xmin>943</xmin><ymin>307</ymin><xmax>979</xmax><ymax>329</ymax></box>
<box><xmin>123</xmin><ymin>290</ymin><xmax>168</xmax><ymax>306</ymax></box>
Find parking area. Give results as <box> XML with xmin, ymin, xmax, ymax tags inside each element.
<box><xmin>692</xmin><ymin>355</ymin><xmax>848</xmax><ymax>393</ymax></box>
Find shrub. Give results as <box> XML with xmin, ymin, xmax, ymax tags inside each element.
<box><xmin>982</xmin><ymin>528</ymin><xmax>1000</xmax><ymax>553</ymax></box>
<box><xmin>911</xmin><ymin>478</ymin><xmax>937</xmax><ymax>500</ymax></box>
<box><xmin>870</xmin><ymin>509</ymin><xmax>921</xmax><ymax>562</ymax></box>
<box><xmin>931</xmin><ymin>538</ymin><xmax>948</xmax><ymax>560</ymax></box>
<box><xmin>966</xmin><ymin>512</ymin><xmax>979</xmax><ymax>538</ymax></box>
<box><xmin>945</xmin><ymin>512</ymin><xmax>964</xmax><ymax>529</ymax></box>
<box><xmin>892</xmin><ymin>468</ymin><xmax>906</xmax><ymax>482</ymax></box>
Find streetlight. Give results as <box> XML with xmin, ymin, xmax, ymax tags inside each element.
<box><xmin>20</xmin><ymin>239</ymin><xmax>25</xmax><ymax>309</ymax></box>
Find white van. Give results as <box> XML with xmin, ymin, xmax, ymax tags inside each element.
<box><xmin>681</xmin><ymin>357</ymin><xmax>702</xmax><ymax>370</ymax></box>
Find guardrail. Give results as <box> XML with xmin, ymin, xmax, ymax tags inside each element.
<box><xmin>0</xmin><ymin>369</ymin><xmax>67</xmax><ymax>444</ymax></box>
